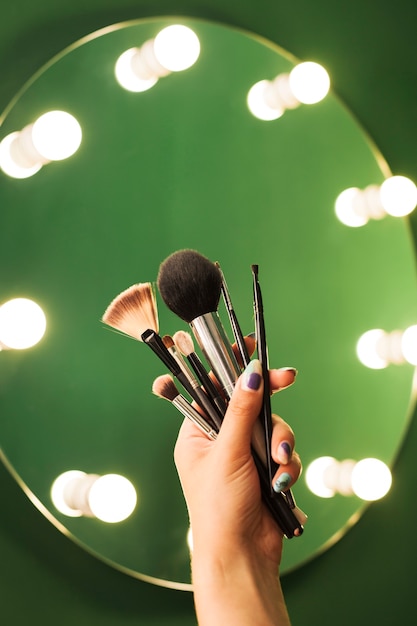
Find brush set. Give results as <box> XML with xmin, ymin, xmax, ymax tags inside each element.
<box><xmin>102</xmin><ymin>249</ymin><xmax>306</xmax><ymax>539</ymax></box>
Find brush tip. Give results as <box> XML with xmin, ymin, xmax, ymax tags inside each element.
<box><xmin>173</xmin><ymin>330</ymin><xmax>194</xmax><ymax>356</ymax></box>
<box><xmin>157</xmin><ymin>249</ymin><xmax>222</xmax><ymax>322</ymax></box>
<box><xmin>102</xmin><ymin>283</ymin><xmax>158</xmax><ymax>340</ymax></box>
<box><xmin>152</xmin><ymin>374</ymin><xmax>179</xmax><ymax>402</ymax></box>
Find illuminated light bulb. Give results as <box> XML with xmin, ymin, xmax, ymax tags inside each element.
<box><xmin>115</xmin><ymin>48</ymin><xmax>159</xmax><ymax>92</ymax></box>
<box><xmin>334</xmin><ymin>187</ymin><xmax>369</xmax><ymax>227</ymax></box>
<box><xmin>51</xmin><ymin>470</ymin><xmax>87</xmax><ymax>517</ymax></box>
<box><xmin>305</xmin><ymin>456</ymin><xmax>338</xmax><ymax>498</ymax></box>
<box><xmin>51</xmin><ymin>471</ymin><xmax>137</xmax><ymax>522</ymax></box>
<box><xmin>356</xmin><ymin>329</ymin><xmax>389</xmax><ymax>369</ymax></box>
<box><xmin>247</xmin><ymin>80</ymin><xmax>284</xmax><ymax>121</ymax></box>
<box><xmin>335</xmin><ymin>177</ymin><xmax>417</xmax><ymax>227</ymax></box>
<box><xmin>379</xmin><ymin>175</ymin><xmax>417</xmax><ymax>217</ymax></box>
<box><xmin>247</xmin><ymin>61</ymin><xmax>329</xmax><ymax>121</ymax></box>
<box><xmin>288</xmin><ymin>61</ymin><xmax>330</xmax><ymax>104</ymax></box>
<box><xmin>31</xmin><ymin>111</ymin><xmax>82</xmax><ymax>161</ymax></box>
<box><xmin>0</xmin><ymin>298</ymin><xmax>47</xmax><ymax>350</ymax></box>
<box><xmin>350</xmin><ymin>458</ymin><xmax>392</xmax><ymax>501</ymax></box>
<box><xmin>88</xmin><ymin>474</ymin><xmax>137</xmax><ymax>523</ymax></box>
<box><xmin>401</xmin><ymin>325</ymin><xmax>417</xmax><ymax>365</ymax></box>
<box><xmin>0</xmin><ymin>132</ymin><xmax>43</xmax><ymax>179</ymax></box>
<box><xmin>153</xmin><ymin>25</ymin><xmax>200</xmax><ymax>72</ymax></box>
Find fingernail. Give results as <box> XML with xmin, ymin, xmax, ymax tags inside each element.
<box><xmin>280</xmin><ymin>367</ymin><xmax>298</xmax><ymax>377</ymax></box>
<box><xmin>277</xmin><ymin>441</ymin><xmax>292</xmax><ymax>465</ymax></box>
<box><xmin>246</xmin><ymin>332</ymin><xmax>256</xmax><ymax>341</ymax></box>
<box><xmin>242</xmin><ymin>359</ymin><xmax>262</xmax><ymax>391</ymax></box>
<box><xmin>273</xmin><ymin>472</ymin><xmax>292</xmax><ymax>493</ymax></box>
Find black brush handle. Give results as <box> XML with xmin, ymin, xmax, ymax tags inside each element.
<box><xmin>252</xmin><ymin>447</ymin><xmax>303</xmax><ymax>538</ymax></box>
<box><xmin>186</xmin><ymin>352</ymin><xmax>227</xmax><ymax>419</ymax></box>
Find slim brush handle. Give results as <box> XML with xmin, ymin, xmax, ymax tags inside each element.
<box><xmin>186</xmin><ymin>352</ymin><xmax>227</xmax><ymax>418</ymax></box>
<box><xmin>252</xmin><ymin>265</ymin><xmax>277</xmax><ymax>495</ymax></box>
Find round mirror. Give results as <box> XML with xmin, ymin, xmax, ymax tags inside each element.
<box><xmin>0</xmin><ymin>17</ymin><xmax>416</xmax><ymax>588</ymax></box>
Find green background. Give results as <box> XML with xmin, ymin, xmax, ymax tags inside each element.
<box><xmin>1</xmin><ymin>1</ymin><xmax>417</xmax><ymax>624</ymax></box>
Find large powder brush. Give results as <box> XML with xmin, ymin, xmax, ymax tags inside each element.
<box><xmin>157</xmin><ymin>249</ymin><xmax>241</xmax><ymax>399</ymax></box>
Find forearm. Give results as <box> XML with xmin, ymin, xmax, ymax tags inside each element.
<box><xmin>191</xmin><ymin>546</ymin><xmax>291</xmax><ymax>626</ymax></box>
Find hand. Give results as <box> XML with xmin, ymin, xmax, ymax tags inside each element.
<box><xmin>174</xmin><ymin>359</ymin><xmax>301</xmax><ymax>571</ymax></box>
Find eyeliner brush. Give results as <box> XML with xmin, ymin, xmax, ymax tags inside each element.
<box><xmin>152</xmin><ymin>374</ymin><xmax>218</xmax><ymax>440</ymax></box>
<box><xmin>215</xmin><ymin>261</ymin><xmax>250</xmax><ymax>368</ymax></box>
<box><xmin>251</xmin><ymin>264</ymin><xmax>277</xmax><ymax>496</ymax></box>
<box><xmin>173</xmin><ymin>330</ymin><xmax>227</xmax><ymax>418</ymax></box>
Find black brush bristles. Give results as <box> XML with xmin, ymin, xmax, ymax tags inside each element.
<box><xmin>157</xmin><ymin>249</ymin><xmax>223</xmax><ymax>322</ymax></box>
<box><xmin>102</xmin><ymin>283</ymin><xmax>158</xmax><ymax>340</ymax></box>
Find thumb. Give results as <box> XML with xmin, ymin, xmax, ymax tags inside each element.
<box><xmin>218</xmin><ymin>360</ymin><xmax>264</xmax><ymax>453</ymax></box>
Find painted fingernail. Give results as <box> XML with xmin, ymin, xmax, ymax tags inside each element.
<box><xmin>273</xmin><ymin>472</ymin><xmax>292</xmax><ymax>493</ymax></box>
<box><xmin>277</xmin><ymin>441</ymin><xmax>292</xmax><ymax>465</ymax></box>
<box><xmin>280</xmin><ymin>367</ymin><xmax>298</xmax><ymax>377</ymax></box>
<box><xmin>246</xmin><ymin>332</ymin><xmax>257</xmax><ymax>341</ymax></box>
<box><xmin>242</xmin><ymin>359</ymin><xmax>262</xmax><ymax>391</ymax></box>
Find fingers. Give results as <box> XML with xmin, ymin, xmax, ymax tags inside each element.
<box><xmin>270</xmin><ymin>416</ymin><xmax>302</xmax><ymax>493</ymax></box>
<box><xmin>217</xmin><ymin>360</ymin><xmax>264</xmax><ymax>453</ymax></box>
<box><xmin>269</xmin><ymin>367</ymin><xmax>297</xmax><ymax>393</ymax></box>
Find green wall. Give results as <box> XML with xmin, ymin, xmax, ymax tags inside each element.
<box><xmin>1</xmin><ymin>1</ymin><xmax>416</xmax><ymax>624</ymax></box>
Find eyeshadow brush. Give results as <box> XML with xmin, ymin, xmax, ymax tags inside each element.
<box><xmin>152</xmin><ymin>374</ymin><xmax>218</xmax><ymax>440</ymax></box>
<box><xmin>173</xmin><ymin>330</ymin><xmax>227</xmax><ymax>419</ymax></box>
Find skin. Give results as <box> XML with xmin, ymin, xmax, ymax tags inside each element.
<box><xmin>174</xmin><ymin>359</ymin><xmax>301</xmax><ymax>626</ymax></box>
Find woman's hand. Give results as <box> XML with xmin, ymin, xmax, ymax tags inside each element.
<box><xmin>174</xmin><ymin>359</ymin><xmax>301</xmax><ymax>626</ymax></box>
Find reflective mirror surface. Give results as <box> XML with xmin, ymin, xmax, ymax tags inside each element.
<box><xmin>0</xmin><ymin>17</ymin><xmax>416</xmax><ymax>588</ymax></box>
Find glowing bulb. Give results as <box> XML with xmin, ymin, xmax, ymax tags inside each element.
<box><xmin>335</xmin><ymin>187</ymin><xmax>369</xmax><ymax>227</ymax></box>
<box><xmin>88</xmin><ymin>474</ymin><xmax>137</xmax><ymax>523</ymax></box>
<box><xmin>0</xmin><ymin>298</ymin><xmax>46</xmax><ymax>349</ymax></box>
<box><xmin>401</xmin><ymin>325</ymin><xmax>417</xmax><ymax>365</ymax></box>
<box><xmin>351</xmin><ymin>458</ymin><xmax>392</xmax><ymax>501</ymax></box>
<box><xmin>289</xmin><ymin>62</ymin><xmax>330</xmax><ymax>104</ymax></box>
<box><xmin>247</xmin><ymin>80</ymin><xmax>284</xmax><ymax>121</ymax></box>
<box><xmin>305</xmin><ymin>456</ymin><xmax>338</xmax><ymax>498</ymax></box>
<box><xmin>0</xmin><ymin>132</ymin><xmax>43</xmax><ymax>179</ymax></box>
<box><xmin>379</xmin><ymin>175</ymin><xmax>417</xmax><ymax>217</ymax></box>
<box><xmin>356</xmin><ymin>329</ymin><xmax>389</xmax><ymax>369</ymax></box>
<box><xmin>115</xmin><ymin>48</ymin><xmax>158</xmax><ymax>92</ymax></box>
<box><xmin>153</xmin><ymin>25</ymin><xmax>200</xmax><ymax>72</ymax></box>
<box><xmin>31</xmin><ymin>111</ymin><xmax>82</xmax><ymax>161</ymax></box>
<box><xmin>51</xmin><ymin>470</ymin><xmax>86</xmax><ymax>517</ymax></box>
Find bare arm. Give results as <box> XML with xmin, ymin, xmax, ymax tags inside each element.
<box><xmin>174</xmin><ymin>360</ymin><xmax>301</xmax><ymax>625</ymax></box>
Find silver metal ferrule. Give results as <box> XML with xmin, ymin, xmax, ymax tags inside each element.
<box><xmin>172</xmin><ymin>395</ymin><xmax>218</xmax><ymax>440</ymax></box>
<box><xmin>190</xmin><ymin>312</ymin><xmax>241</xmax><ymax>399</ymax></box>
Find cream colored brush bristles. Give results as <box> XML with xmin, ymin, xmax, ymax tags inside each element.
<box><xmin>102</xmin><ymin>283</ymin><xmax>158</xmax><ymax>340</ymax></box>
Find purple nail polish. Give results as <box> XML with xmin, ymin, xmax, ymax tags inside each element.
<box><xmin>242</xmin><ymin>360</ymin><xmax>263</xmax><ymax>391</ymax></box>
<box><xmin>278</xmin><ymin>441</ymin><xmax>292</xmax><ymax>465</ymax></box>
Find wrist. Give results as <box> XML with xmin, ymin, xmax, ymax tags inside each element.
<box><xmin>191</xmin><ymin>544</ymin><xmax>290</xmax><ymax>626</ymax></box>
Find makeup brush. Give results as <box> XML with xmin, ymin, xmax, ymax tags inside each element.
<box><xmin>173</xmin><ymin>330</ymin><xmax>227</xmax><ymax>418</ymax></box>
<box><xmin>152</xmin><ymin>374</ymin><xmax>218</xmax><ymax>441</ymax></box>
<box><xmin>162</xmin><ymin>334</ymin><xmax>223</xmax><ymax>430</ymax></box>
<box><xmin>215</xmin><ymin>261</ymin><xmax>250</xmax><ymax>368</ymax></box>
<box><xmin>157</xmin><ymin>250</ymin><xmax>303</xmax><ymax>537</ymax></box>
<box><xmin>102</xmin><ymin>283</ymin><xmax>216</xmax><ymax>416</ymax></box>
<box><xmin>251</xmin><ymin>264</ymin><xmax>276</xmax><ymax>495</ymax></box>
<box><xmin>157</xmin><ymin>249</ymin><xmax>241</xmax><ymax>399</ymax></box>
